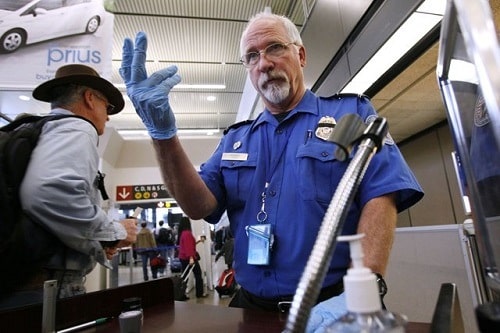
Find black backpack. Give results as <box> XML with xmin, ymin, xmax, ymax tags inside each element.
<box><xmin>157</xmin><ymin>228</ymin><xmax>174</xmax><ymax>245</ymax></box>
<box><xmin>0</xmin><ymin>114</ymin><xmax>91</xmax><ymax>295</ymax></box>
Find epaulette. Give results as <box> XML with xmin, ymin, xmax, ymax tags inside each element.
<box><xmin>322</xmin><ymin>93</ymin><xmax>371</xmax><ymax>101</ymax></box>
<box><xmin>223</xmin><ymin>119</ymin><xmax>253</xmax><ymax>135</ymax></box>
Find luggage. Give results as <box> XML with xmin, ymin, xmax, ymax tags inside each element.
<box><xmin>170</xmin><ymin>257</ymin><xmax>182</xmax><ymax>273</ymax></box>
<box><xmin>215</xmin><ymin>268</ymin><xmax>237</xmax><ymax>297</ymax></box>
<box><xmin>172</xmin><ymin>264</ymin><xmax>195</xmax><ymax>301</ymax></box>
<box><xmin>150</xmin><ymin>254</ymin><xmax>166</xmax><ymax>269</ymax></box>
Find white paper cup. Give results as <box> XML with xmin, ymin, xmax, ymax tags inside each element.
<box><xmin>119</xmin><ymin>310</ymin><xmax>142</xmax><ymax>333</ymax></box>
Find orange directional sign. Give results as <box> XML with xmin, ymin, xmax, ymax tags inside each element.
<box><xmin>116</xmin><ymin>185</ymin><xmax>133</xmax><ymax>201</ymax></box>
<box><xmin>116</xmin><ymin>184</ymin><xmax>170</xmax><ymax>201</ymax></box>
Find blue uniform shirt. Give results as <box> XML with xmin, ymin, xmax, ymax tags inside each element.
<box><xmin>199</xmin><ymin>90</ymin><xmax>423</xmax><ymax>298</ymax></box>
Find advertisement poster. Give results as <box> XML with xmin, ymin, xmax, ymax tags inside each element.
<box><xmin>0</xmin><ymin>0</ymin><xmax>114</xmax><ymax>88</ymax></box>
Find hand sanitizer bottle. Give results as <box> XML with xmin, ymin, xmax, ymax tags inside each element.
<box><xmin>327</xmin><ymin>234</ymin><xmax>407</xmax><ymax>332</ymax></box>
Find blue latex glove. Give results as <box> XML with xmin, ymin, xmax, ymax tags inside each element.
<box><xmin>306</xmin><ymin>293</ymin><xmax>347</xmax><ymax>333</ymax></box>
<box><xmin>119</xmin><ymin>31</ymin><xmax>181</xmax><ymax>140</ymax></box>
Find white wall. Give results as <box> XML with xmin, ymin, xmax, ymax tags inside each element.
<box><xmin>385</xmin><ymin>225</ymin><xmax>478</xmax><ymax>333</ymax></box>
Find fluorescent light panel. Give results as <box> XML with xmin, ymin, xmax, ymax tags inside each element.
<box><xmin>118</xmin><ymin>128</ymin><xmax>221</xmax><ymax>139</ymax></box>
<box><xmin>174</xmin><ymin>84</ymin><xmax>226</xmax><ymax>90</ymax></box>
<box><xmin>115</xmin><ymin>83</ymin><xmax>225</xmax><ymax>90</ymax></box>
<box><xmin>179</xmin><ymin>129</ymin><xmax>220</xmax><ymax>135</ymax></box>
<box><xmin>341</xmin><ymin>0</ymin><xmax>445</xmax><ymax>94</ymax></box>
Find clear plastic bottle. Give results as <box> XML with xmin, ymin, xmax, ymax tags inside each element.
<box><xmin>326</xmin><ymin>234</ymin><xmax>407</xmax><ymax>333</ymax></box>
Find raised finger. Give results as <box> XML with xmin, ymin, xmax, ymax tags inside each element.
<box><xmin>119</xmin><ymin>37</ymin><xmax>134</xmax><ymax>81</ymax></box>
<box><xmin>131</xmin><ymin>31</ymin><xmax>148</xmax><ymax>83</ymax></box>
<box><xmin>160</xmin><ymin>74</ymin><xmax>182</xmax><ymax>93</ymax></box>
<box><xmin>146</xmin><ymin>65</ymin><xmax>179</xmax><ymax>86</ymax></box>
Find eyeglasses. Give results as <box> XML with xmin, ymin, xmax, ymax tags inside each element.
<box><xmin>240</xmin><ymin>42</ymin><xmax>296</xmax><ymax>67</ymax></box>
<box><xmin>92</xmin><ymin>92</ymin><xmax>115</xmax><ymax>114</ymax></box>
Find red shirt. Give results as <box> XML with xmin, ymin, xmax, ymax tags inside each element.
<box><xmin>178</xmin><ymin>230</ymin><xmax>196</xmax><ymax>260</ymax></box>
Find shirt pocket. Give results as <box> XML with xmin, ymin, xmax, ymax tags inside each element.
<box><xmin>221</xmin><ymin>157</ymin><xmax>257</xmax><ymax>207</ymax></box>
<box><xmin>296</xmin><ymin>141</ymin><xmax>345</xmax><ymax>203</ymax></box>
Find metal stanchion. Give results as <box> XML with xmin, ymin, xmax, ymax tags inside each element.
<box><xmin>42</xmin><ymin>280</ymin><xmax>57</xmax><ymax>333</ymax></box>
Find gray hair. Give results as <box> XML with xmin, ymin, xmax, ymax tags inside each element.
<box><xmin>240</xmin><ymin>12</ymin><xmax>303</xmax><ymax>55</ymax></box>
<box><xmin>49</xmin><ymin>84</ymin><xmax>88</xmax><ymax>109</ymax></box>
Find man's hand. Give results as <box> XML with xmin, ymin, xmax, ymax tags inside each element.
<box><xmin>120</xmin><ymin>31</ymin><xmax>181</xmax><ymax>140</ymax></box>
<box><xmin>306</xmin><ymin>293</ymin><xmax>347</xmax><ymax>333</ymax></box>
<box><xmin>104</xmin><ymin>247</ymin><xmax>119</xmax><ymax>260</ymax></box>
<box><xmin>115</xmin><ymin>218</ymin><xmax>138</xmax><ymax>248</ymax></box>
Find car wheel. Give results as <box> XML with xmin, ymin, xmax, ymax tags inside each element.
<box><xmin>0</xmin><ymin>29</ymin><xmax>26</xmax><ymax>53</ymax></box>
<box><xmin>85</xmin><ymin>16</ymin><xmax>100</xmax><ymax>33</ymax></box>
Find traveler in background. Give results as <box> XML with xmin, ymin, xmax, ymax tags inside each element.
<box><xmin>154</xmin><ymin>220</ymin><xmax>172</xmax><ymax>276</ymax></box>
<box><xmin>0</xmin><ymin>64</ymin><xmax>137</xmax><ymax>310</ymax></box>
<box><xmin>135</xmin><ymin>221</ymin><xmax>158</xmax><ymax>281</ymax></box>
<box><xmin>215</xmin><ymin>229</ymin><xmax>234</xmax><ymax>270</ymax></box>
<box><xmin>165</xmin><ymin>222</ymin><xmax>176</xmax><ymax>267</ymax></box>
<box><xmin>213</xmin><ymin>227</ymin><xmax>226</xmax><ymax>252</ymax></box>
<box><xmin>120</xmin><ymin>12</ymin><xmax>423</xmax><ymax>330</ymax></box>
<box><xmin>177</xmin><ymin>216</ymin><xmax>206</xmax><ymax>298</ymax></box>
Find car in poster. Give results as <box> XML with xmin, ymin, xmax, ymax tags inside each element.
<box><xmin>0</xmin><ymin>0</ymin><xmax>106</xmax><ymax>54</ymax></box>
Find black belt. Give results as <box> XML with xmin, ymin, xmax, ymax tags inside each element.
<box><xmin>15</xmin><ymin>269</ymin><xmax>67</xmax><ymax>292</ymax></box>
<box><xmin>235</xmin><ymin>280</ymin><xmax>344</xmax><ymax>313</ymax></box>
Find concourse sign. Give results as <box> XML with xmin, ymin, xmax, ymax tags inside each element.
<box><xmin>116</xmin><ymin>184</ymin><xmax>170</xmax><ymax>201</ymax></box>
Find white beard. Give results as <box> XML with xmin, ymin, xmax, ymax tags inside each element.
<box><xmin>259</xmin><ymin>71</ymin><xmax>290</xmax><ymax>104</ymax></box>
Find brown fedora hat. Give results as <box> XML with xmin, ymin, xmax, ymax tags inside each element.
<box><xmin>33</xmin><ymin>64</ymin><xmax>124</xmax><ymax>115</ymax></box>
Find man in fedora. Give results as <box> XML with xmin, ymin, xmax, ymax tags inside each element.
<box><xmin>0</xmin><ymin>64</ymin><xmax>137</xmax><ymax>309</ymax></box>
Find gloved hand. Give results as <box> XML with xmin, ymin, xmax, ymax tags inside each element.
<box><xmin>120</xmin><ymin>31</ymin><xmax>182</xmax><ymax>140</ymax></box>
<box><xmin>306</xmin><ymin>293</ymin><xmax>347</xmax><ymax>333</ymax></box>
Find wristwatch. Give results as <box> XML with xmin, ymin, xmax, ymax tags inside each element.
<box><xmin>375</xmin><ymin>273</ymin><xmax>388</xmax><ymax>297</ymax></box>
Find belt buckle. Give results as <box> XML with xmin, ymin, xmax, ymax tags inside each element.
<box><xmin>277</xmin><ymin>301</ymin><xmax>292</xmax><ymax>313</ymax></box>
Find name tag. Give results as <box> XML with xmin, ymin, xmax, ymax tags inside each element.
<box><xmin>222</xmin><ymin>153</ymin><xmax>248</xmax><ymax>161</ymax></box>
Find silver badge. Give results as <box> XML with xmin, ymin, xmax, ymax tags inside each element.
<box><xmin>474</xmin><ymin>95</ymin><xmax>489</xmax><ymax>127</ymax></box>
<box><xmin>315</xmin><ymin>116</ymin><xmax>337</xmax><ymax>141</ymax></box>
<box><xmin>233</xmin><ymin>141</ymin><xmax>242</xmax><ymax>150</ymax></box>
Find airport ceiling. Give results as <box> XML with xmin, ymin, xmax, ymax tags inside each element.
<box><xmin>1</xmin><ymin>0</ymin><xmax>499</xmax><ymax>144</ymax></box>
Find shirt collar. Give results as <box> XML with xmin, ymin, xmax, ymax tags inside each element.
<box><xmin>50</xmin><ymin>108</ymin><xmax>76</xmax><ymax>116</ymax></box>
<box><xmin>251</xmin><ymin>90</ymin><xmax>318</xmax><ymax>130</ymax></box>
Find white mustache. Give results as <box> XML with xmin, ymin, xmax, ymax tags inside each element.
<box><xmin>259</xmin><ymin>71</ymin><xmax>287</xmax><ymax>89</ymax></box>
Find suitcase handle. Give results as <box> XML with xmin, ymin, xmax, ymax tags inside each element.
<box><xmin>181</xmin><ymin>263</ymin><xmax>195</xmax><ymax>282</ymax></box>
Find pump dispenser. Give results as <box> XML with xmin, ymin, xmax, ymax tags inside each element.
<box><xmin>326</xmin><ymin>234</ymin><xmax>407</xmax><ymax>332</ymax></box>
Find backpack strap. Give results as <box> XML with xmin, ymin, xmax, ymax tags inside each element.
<box><xmin>1</xmin><ymin>115</ymin><xmax>44</xmax><ymax>131</ymax></box>
<box><xmin>1</xmin><ymin>113</ymin><xmax>97</xmax><ymax>133</ymax></box>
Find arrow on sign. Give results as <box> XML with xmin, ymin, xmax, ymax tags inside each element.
<box><xmin>118</xmin><ymin>187</ymin><xmax>131</xmax><ymax>200</ymax></box>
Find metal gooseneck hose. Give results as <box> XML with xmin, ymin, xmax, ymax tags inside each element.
<box><xmin>284</xmin><ymin>115</ymin><xmax>388</xmax><ymax>333</ymax></box>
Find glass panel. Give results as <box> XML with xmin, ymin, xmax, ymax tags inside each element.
<box><xmin>437</xmin><ymin>0</ymin><xmax>500</xmax><ymax>297</ymax></box>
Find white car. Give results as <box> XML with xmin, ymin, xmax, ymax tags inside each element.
<box><xmin>0</xmin><ymin>0</ymin><xmax>106</xmax><ymax>53</ymax></box>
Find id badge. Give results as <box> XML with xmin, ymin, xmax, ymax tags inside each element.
<box><xmin>246</xmin><ymin>224</ymin><xmax>274</xmax><ymax>265</ymax></box>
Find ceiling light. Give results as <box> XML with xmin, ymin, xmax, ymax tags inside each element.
<box><xmin>418</xmin><ymin>0</ymin><xmax>446</xmax><ymax>14</ymax></box>
<box><xmin>18</xmin><ymin>95</ymin><xmax>30</xmax><ymax>101</ymax></box>
<box><xmin>118</xmin><ymin>128</ymin><xmax>221</xmax><ymax>139</ymax></box>
<box><xmin>115</xmin><ymin>83</ymin><xmax>226</xmax><ymax>91</ymax></box>
<box><xmin>178</xmin><ymin>129</ymin><xmax>220</xmax><ymax>135</ymax></box>
<box><xmin>173</xmin><ymin>84</ymin><xmax>226</xmax><ymax>90</ymax></box>
<box><xmin>341</xmin><ymin>0</ymin><xmax>445</xmax><ymax>94</ymax></box>
<box><xmin>207</xmin><ymin>96</ymin><xmax>216</xmax><ymax>101</ymax></box>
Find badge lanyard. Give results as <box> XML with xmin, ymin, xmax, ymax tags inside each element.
<box><xmin>256</xmin><ymin>124</ymin><xmax>293</xmax><ymax>224</ymax></box>
<box><xmin>256</xmin><ymin>182</ymin><xmax>269</xmax><ymax>223</ymax></box>
<box><xmin>247</xmin><ymin>117</ymin><xmax>293</xmax><ymax>265</ymax></box>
